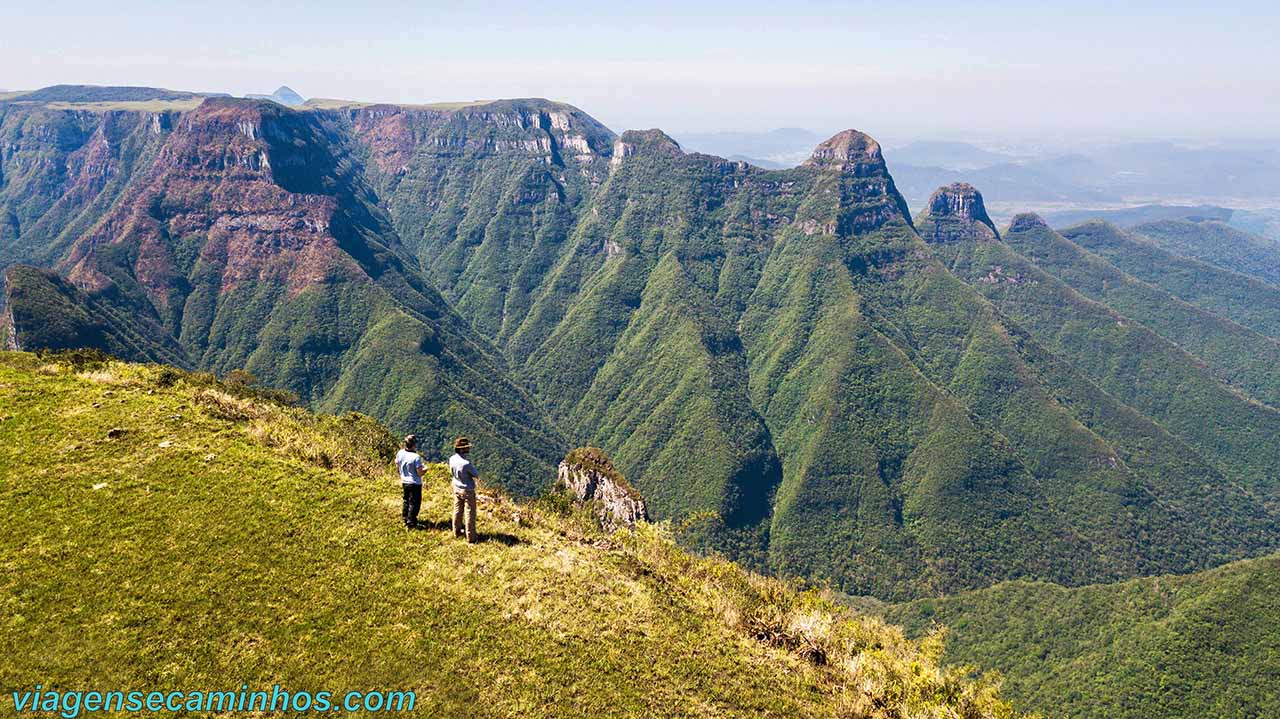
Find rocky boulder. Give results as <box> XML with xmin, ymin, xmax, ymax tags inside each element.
<box><xmin>558</xmin><ymin>447</ymin><xmax>649</xmax><ymax>531</ymax></box>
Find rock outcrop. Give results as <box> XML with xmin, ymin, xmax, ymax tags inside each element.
<box><xmin>803</xmin><ymin>129</ymin><xmax>885</xmax><ymax>173</ymax></box>
<box><xmin>802</xmin><ymin>129</ymin><xmax>915</xmax><ymax>233</ymax></box>
<box><xmin>557</xmin><ymin>447</ymin><xmax>649</xmax><ymax>531</ymax></box>
<box><xmin>915</xmin><ymin>182</ymin><xmax>1000</xmax><ymax>243</ymax></box>
<box><xmin>1007</xmin><ymin>212</ymin><xmax>1049</xmax><ymax>233</ymax></box>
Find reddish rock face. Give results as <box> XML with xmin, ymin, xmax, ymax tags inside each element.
<box><xmin>62</xmin><ymin>99</ymin><xmax>369</xmax><ymax>305</ymax></box>
<box><xmin>1</xmin><ymin>96</ymin><xmax>572</xmax><ymax>492</ymax></box>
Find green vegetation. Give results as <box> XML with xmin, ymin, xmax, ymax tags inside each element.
<box><xmin>5</xmin><ymin>92</ymin><xmax>1280</xmax><ymax>609</ymax></box>
<box><xmin>0</xmin><ymin>98</ymin><xmax>566</xmax><ymax>495</ymax></box>
<box><xmin>884</xmin><ymin>555</ymin><xmax>1280</xmax><ymax>719</ymax></box>
<box><xmin>0</xmin><ymin>352</ymin><xmax>1023</xmax><ymax>719</ymax></box>
<box><xmin>1</xmin><ymin>84</ymin><xmax>205</xmax><ymax>103</ymax></box>
<box><xmin>1131</xmin><ymin>218</ymin><xmax>1280</xmax><ymax>286</ymax></box>
<box><xmin>7</xmin><ymin>90</ymin><xmax>1280</xmax><ymax>718</ymax></box>
<box><xmin>1004</xmin><ymin>220</ymin><xmax>1280</xmax><ymax>408</ymax></box>
<box><xmin>3</xmin><ymin>265</ymin><xmax>188</xmax><ymax>367</ymax></box>
<box><xmin>1061</xmin><ymin>220</ymin><xmax>1280</xmax><ymax>340</ymax></box>
<box><xmin>941</xmin><ymin>216</ymin><xmax>1280</xmax><ymax>493</ymax></box>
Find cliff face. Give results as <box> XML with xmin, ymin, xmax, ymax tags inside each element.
<box><xmin>557</xmin><ymin>448</ymin><xmax>649</xmax><ymax>532</ymax></box>
<box><xmin>318</xmin><ymin>99</ymin><xmax>616</xmax><ymax>340</ymax></box>
<box><xmin>0</xmin><ymin>106</ymin><xmax>175</xmax><ymax>267</ymax></box>
<box><xmin>915</xmin><ymin>182</ymin><xmax>999</xmax><ymax>243</ymax></box>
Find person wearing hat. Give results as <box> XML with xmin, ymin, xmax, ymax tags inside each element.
<box><xmin>448</xmin><ymin>437</ymin><xmax>480</xmax><ymax>542</ymax></box>
<box><xmin>396</xmin><ymin>434</ymin><xmax>427</xmax><ymax>529</ymax></box>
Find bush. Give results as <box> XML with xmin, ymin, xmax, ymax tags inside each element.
<box><xmin>35</xmin><ymin>347</ymin><xmax>112</xmax><ymax>371</ymax></box>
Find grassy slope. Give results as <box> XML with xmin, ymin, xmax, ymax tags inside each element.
<box><xmin>1131</xmin><ymin>219</ymin><xmax>1280</xmax><ymax>287</ymax></box>
<box><xmin>884</xmin><ymin>555</ymin><xmax>1280</xmax><ymax>719</ymax></box>
<box><xmin>1002</xmin><ymin>220</ymin><xmax>1280</xmax><ymax>408</ymax></box>
<box><xmin>1061</xmin><ymin>220</ymin><xmax>1280</xmax><ymax>341</ymax></box>
<box><xmin>0</xmin><ymin>353</ymin><xmax>1020</xmax><ymax>719</ymax></box>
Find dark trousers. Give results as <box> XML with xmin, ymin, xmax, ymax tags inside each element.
<box><xmin>402</xmin><ymin>484</ymin><xmax>422</xmax><ymax>526</ymax></box>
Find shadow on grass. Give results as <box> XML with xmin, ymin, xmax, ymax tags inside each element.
<box><xmin>404</xmin><ymin>522</ymin><xmax>522</xmax><ymax>546</ymax></box>
<box><xmin>476</xmin><ymin>532</ymin><xmax>521</xmax><ymax>546</ymax></box>
<box><xmin>406</xmin><ymin>519</ymin><xmax>452</xmax><ymax>531</ymax></box>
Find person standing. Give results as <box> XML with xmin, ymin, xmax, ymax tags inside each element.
<box><xmin>448</xmin><ymin>437</ymin><xmax>480</xmax><ymax>543</ymax></box>
<box><xmin>396</xmin><ymin>434</ymin><xmax>426</xmax><ymax>529</ymax></box>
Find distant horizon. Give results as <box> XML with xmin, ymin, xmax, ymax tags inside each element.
<box><xmin>6</xmin><ymin>80</ymin><xmax>1280</xmax><ymax>153</ymax></box>
<box><xmin>7</xmin><ymin>0</ymin><xmax>1279</xmax><ymax>141</ymax></box>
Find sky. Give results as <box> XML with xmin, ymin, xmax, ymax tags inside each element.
<box><xmin>3</xmin><ymin>0</ymin><xmax>1278</xmax><ymax>141</ymax></box>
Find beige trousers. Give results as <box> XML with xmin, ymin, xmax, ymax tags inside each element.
<box><xmin>452</xmin><ymin>487</ymin><xmax>477</xmax><ymax>541</ymax></box>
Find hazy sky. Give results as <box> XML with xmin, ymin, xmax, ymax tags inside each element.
<box><xmin>4</xmin><ymin>0</ymin><xmax>1278</xmax><ymax>141</ymax></box>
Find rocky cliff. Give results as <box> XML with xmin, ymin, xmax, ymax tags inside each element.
<box><xmin>915</xmin><ymin>182</ymin><xmax>999</xmax><ymax>243</ymax></box>
<box><xmin>557</xmin><ymin>447</ymin><xmax>649</xmax><ymax>531</ymax></box>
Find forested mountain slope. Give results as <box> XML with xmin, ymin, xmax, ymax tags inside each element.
<box><xmin>1130</xmin><ymin>218</ymin><xmax>1280</xmax><ymax>286</ymax></box>
<box><xmin>920</xmin><ymin>193</ymin><xmax>1280</xmax><ymax>495</ymax></box>
<box><xmin>4</xmin><ymin>89</ymin><xmax>1279</xmax><ymax>602</ymax></box>
<box><xmin>1060</xmin><ymin>220</ymin><xmax>1280</xmax><ymax>341</ymax></box>
<box><xmin>884</xmin><ymin>554</ymin><xmax>1280</xmax><ymax>719</ymax></box>
<box><xmin>1000</xmin><ymin>218</ymin><xmax>1280</xmax><ymax>408</ymax></box>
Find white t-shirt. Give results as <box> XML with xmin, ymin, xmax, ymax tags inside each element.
<box><xmin>396</xmin><ymin>449</ymin><xmax>426</xmax><ymax>486</ymax></box>
<box><xmin>449</xmin><ymin>453</ymin><xmax>479</xmax><ymax>491</ymax></box>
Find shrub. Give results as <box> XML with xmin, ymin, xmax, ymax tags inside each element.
<box><xmin>35</xmin><ymin>347</ymin><xmax>112</xmax><ymax>371</ymax></box>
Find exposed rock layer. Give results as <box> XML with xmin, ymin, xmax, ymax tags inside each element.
<box><xmin>558</xmin><ymin>448</ymin><xmax>649</xmax><ymax>532</ymax></box>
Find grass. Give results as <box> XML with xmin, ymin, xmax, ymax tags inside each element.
<box><xmin>0</xmin><ymin>352</ymin><xmax>1023</xmax><ymax>718</ymax></box>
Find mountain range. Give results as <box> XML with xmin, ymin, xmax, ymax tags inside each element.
<box><xmin>3</xmin><ymin>84</ymin><xmax>1280</xmax><ymax>717</ymax></box>
<box><xmin>672</xmin><ymin>129</ymin><xmax>1280</xmax><ymax>219</ymax></box>
<box><xmin>4</xmin><ymin>87</ymin><xmax>1280</xmax><ymax>605</ymax></box>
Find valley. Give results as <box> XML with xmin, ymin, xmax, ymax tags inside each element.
<box><xmin>3</xmin><ymin>85</ymin><xmax>1279</xmax><ymax>718</ymax></box>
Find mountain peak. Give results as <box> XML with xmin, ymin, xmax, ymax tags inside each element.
<box><xmin>804</xmin><ymin>129</ymin><xmax>885</xmax><ymax>171</ymax></box>
<box><xmin>916</xmin><ymin>182</ymin><xmax>999</xmax><ymax>243</ymax></box>
<box><xmin>617</xmin><ymin>128</ymin><xmax>682</xmax><ymax>153</ymax></box>
<box><xmin>610</xmin><ymin>129</ymin><xmax>683</xmax><ymax>170</ymax></box>
<box><xmin>245</xmin><ymin>85</ymin><xmax>306</xmax><ymax>107</ymax></box>
<box><xmin>273</xmin><ymin>85</ymin><xmax>303</xmax><ymax>102</ymax></box>
<box><xmin>1008</xmin><ymin>212</ymin><xmax>1050</xmax><ymax>233</ymax></box>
